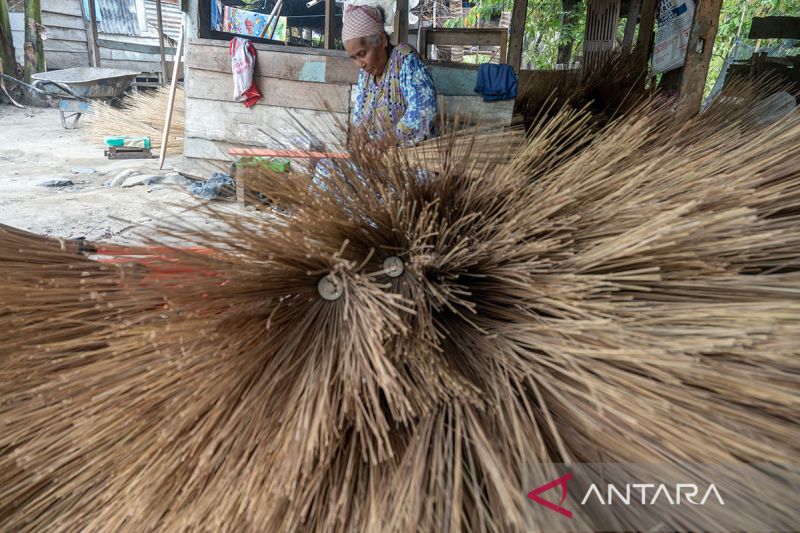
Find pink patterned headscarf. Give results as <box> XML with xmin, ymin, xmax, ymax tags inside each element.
<box><xmin>341</xmin><ymin>5</ymin><xmax>384</xmax><ymax>43</ymax></box>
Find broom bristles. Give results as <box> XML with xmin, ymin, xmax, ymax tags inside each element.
<box><xmin>2</xmin><ymin>86</ymin><xmax>799</xmax><ymax>532</ymax></box>
<box><xmin>82</xmin><ymin>87</ymin><xmax>185</xmax><ymax>149</ymax></box>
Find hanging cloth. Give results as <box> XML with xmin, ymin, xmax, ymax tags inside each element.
<box><xmin>474</xmin><ymin>64</ymin><xmax>518</xmax><ymax>102</ymax></box>
<box><xmin>229</xmin><ymin>37</ymin><xmax>262</xmax><ymax>108</ymax></box>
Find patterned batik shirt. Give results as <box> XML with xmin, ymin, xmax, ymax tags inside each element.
<box><xmin>351</xmin><ymin>43</ymin><xmax>438</xmax><ymax>145</ymax></box>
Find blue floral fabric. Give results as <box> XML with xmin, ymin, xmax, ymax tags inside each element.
<box><xmin>352</xmin><ymin>43</ymin><xmax>438</xmax><ymax>145</ymax></box>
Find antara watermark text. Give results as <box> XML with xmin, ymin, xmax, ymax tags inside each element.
<box><xmin>580</xmin><ymin>482</ymin><xmax>724</xmax><ymax>506</ymax></box>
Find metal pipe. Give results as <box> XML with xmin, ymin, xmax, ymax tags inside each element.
<box><xmin>267</xmin><ymin>0</ymin><xmax>284</xmax><ymax>40</ymax></box>
<box><xmin>258</xmin><ymin>0</ymin><xmax>283</xmax><ymax>39</ymax></box>
<box><xmin>266</xmin><ymin>6</ymin><xmax>281</xmax><ymax>39</ymax></box>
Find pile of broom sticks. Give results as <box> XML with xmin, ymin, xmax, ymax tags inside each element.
<box><xmin>82</xmin><ymin>87</ymin><xmax>185</xmax><ymax>149</ymax></box>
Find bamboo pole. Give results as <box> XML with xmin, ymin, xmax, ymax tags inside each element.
<box><xmin>23</xmin><ymin>0</ymin><xmax>44</xmax><ymax>82</ymax></box>
<box><xmin>158</xmin><ymin>21</ymin><xmax>184</xmax><ymax>170</ymax></box>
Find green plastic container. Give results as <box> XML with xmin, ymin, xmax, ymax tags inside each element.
<box><xmin>105</xmin><ymin>136</ymin><xmax>152</xmax><ymax>149</ymax></box>
<box><xmin>236</xmin><ymin>156</ymin><xmax>291</xmax><ymax>173</ymax></box>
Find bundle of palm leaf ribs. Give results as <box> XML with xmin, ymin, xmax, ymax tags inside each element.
<box><xmin>1</xmin><ymin>95</ymin><xmax>799</xmax><ymax>531</ymax></box>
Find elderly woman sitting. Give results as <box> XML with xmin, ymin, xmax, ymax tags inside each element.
<box><xmin>343</xmin><ymin>4</ymin><xmax>438</xmax><ymax>145</ymax></box>
<box><xmin>313</xmin><ymin>5</ymin><xmax>437</xmax><ymax>189</ymax></box>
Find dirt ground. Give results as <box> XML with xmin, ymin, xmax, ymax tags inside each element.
<box><xmin>0</xmin><ymin>104</ymin><xmax>206</xmax><ymax>244</ymax></box>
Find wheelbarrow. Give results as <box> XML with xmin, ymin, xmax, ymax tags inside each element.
<box><xmin>30</xmin><ymin>67</ymin><xmax>141</xmax><ymax>129</ymax></box>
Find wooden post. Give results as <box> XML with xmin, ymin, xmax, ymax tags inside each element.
<box><xmin>23</xmin><ymin>0</ymin><xmax>44</xmax><ymax>81</ymax></box>
<box><xmin>324</xmin><ymin>0</ymin><xmax>335</xmax><ymax>49</ymax></box>
<box><xmin>85</xmin><ymin>0</ymin><xmax>101</xmax><ymax>67</ymax></box>
<box><xmin>155</xmin><ymin>0</ymin><xmax>168</xmax><ymax>84</ymax></box>
<box><xmin>498</xmin><ymin>27</ymin><xmax>507</xmax><ymax>64</ymax></box>
<box><xmin>675</xmin><ymin>0</ymin><xmax>723</xmax><ymax>118</ymax></box>
<box><xmin>0</xmin><ymin>0</ymin><xmax>18</xmax><ymax>75</ymax></box>
<box><xmin>392</xmin><ymin>0</ymin><xmax>408</xmax><ymax>45</ymax></box>
<box><xmin>634</xmin><ymin>0</ymin><xmax>657</xmax><ymax>68</ymax></box>
<box><xmin>430</xmin><ymin>1</ymin><xmax>437</xmax><ymax>59</ymax></box>
<box><xmin>507</xmin><ymin>0</ymin><xmax>528</xmax><ymax>71</ymax></box>
<box><xmin>417</xmin><ymin>27</ymin><xmax>427</xmax><ymax>58</ymax></box>
<box><xmin>622</xmin><ymin>0</ymin><xmax>641</xmax><ymax>50</ymax></box>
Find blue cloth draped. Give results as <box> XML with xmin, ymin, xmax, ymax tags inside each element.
<box><xmin>474</xmin><ymin>64</ymin><xmax>518</xmax><ymax>102</ymax></box>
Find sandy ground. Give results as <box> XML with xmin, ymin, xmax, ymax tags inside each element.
<box><xmin>0</xmin><ymin>104</ymin><xmax>208</xmax><ymax>244</ymax></box>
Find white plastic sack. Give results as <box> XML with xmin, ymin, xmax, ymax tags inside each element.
<box><xmin>230</xmin><ymin>37</ymin><xmax>256</xmax><ymax>101</ymax></box>
<box><xmin>652</xmin><ymin>0</ymin><xmax>695</xmax><ymax>75</ymax></box>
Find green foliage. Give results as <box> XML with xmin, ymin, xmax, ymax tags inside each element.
<box><xmin>445</xmin><ymin>1</ymin><xmax>506</xmax><ymax>28</ymax></box>
<box><xmin>446</xmin><ymin>0</ymin><xmax>588</xmax><ymax>68</ymax></box>
<box><xmin>520</xmin><ymin>0</ymin><xmax>578</xmax><ymax>68</ymax></box>
<box><xmin>465</xmin><ymin>0</ymin><xmax>506</xmax><ymax>26</ymax></box>
<box><xmin>445</xmin><ymin>0</ymin><xmax>799</xmax><ymax>84</ymax></box>
<box><xmin>463</xmin><ymin>52</ymin><xmax>494</xmax><ymax>63</ymax></box>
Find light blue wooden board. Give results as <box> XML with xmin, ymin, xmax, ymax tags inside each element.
<box><xmin>299</xmin><ymin>61</ymin><xmax>327</xmax><ymax>83</ymax></box>
<box><xmin>429</xmin><ymin>65</ymin><xmax>479</xmax><ymax>96</ymax></box>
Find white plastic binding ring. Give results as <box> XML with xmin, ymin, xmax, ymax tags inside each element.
<box><xmin>383</xmin><ymin>256</ymin><xmax>404</xmax><ymax>278</ymax></box>
<box><xmin>317</xmin><ymin>274</ymin><xmax>344</xmax><ymax>301</ymax></box>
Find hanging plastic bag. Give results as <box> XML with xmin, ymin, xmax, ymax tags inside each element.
<box><xmin>652</xmin><ymin>0</ymin><xmax>695</xmax><ymax>74</ymax></box>
<box><xmin>229</xmin><ymin>37</ymin><xmax>262</xmax><ymax>108</ymax></box>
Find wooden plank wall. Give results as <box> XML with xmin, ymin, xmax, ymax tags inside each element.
<box><xmin>16</xmin><ymin>0</ymin><xmax>184</xmax><ymax>74</ymax></box>
<box><xmin>182</xmin><ymin>38</ymin><xmax>359</xmax><ymax>173</ymax></box>
<box><xmin>25</xmin><ymin>0</ymin><xmax>174</xmax><ymax>74</ymax></box>
<box><xmin>42</xmin><ymin>0</ymin><xmax>90</xmax><ymax>69</ymax></box>
<box><xmin>182</xmin><ymin>39</ymin><xmax>515</xmax><ymax>174</ymax></box>
<box><xmin>429</xmin><ymin>65</ymin><xmax>515</xmax><ymax>126</ymax></box>
<box><xmin>97</xmin><ymin>36</ymin><xmax>175</xmax><ymax>72</ymax></box>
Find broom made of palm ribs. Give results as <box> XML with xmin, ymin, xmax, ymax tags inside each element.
<box><xmin>1</xmin><ymin>89</ymin><xmax>799</xmax><ymax>532</ymax></box>
<box><xmin>82</xmin><ymin>87</ymin><xmax>186</xmax><ymax>150</ymax></box>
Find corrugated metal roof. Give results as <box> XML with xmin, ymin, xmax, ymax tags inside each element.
<box><xmin>97</xmin><ymin>0</ymin><xmax>139</xmax><ymax>36</ymax></box>
<box><xmin>145</xmin><ymin>0</ymin><xmax>182</xmax><ymax>41</ymax></box>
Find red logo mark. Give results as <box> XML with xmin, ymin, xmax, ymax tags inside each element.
<box><xmin>527</xmin><ymin>472</ymin><xmax>573</xmax><ymax>518</ymax></box>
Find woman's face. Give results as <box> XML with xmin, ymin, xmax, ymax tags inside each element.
<box><xmin>345</xmin><ymin>34</ymin><xmax>389</xmax><ymax>77</ymax></box>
